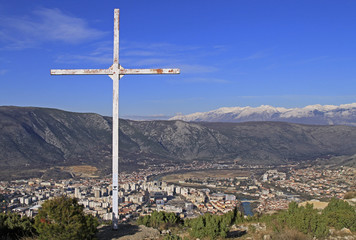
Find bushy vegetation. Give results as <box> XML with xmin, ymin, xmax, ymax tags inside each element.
<box><xmin>188</xmin><ymin>213</ymin><xmax>229</xmax><ymax>239</ymax></box>
<box><xmin>34</xmin><ymin>196</ymin><xmax>99</xmax><ymax>240</ymax></box>
<box><xmin>138</xmin><ymin>208</ymin><xmax>248</xmax><ymax>240</ymax></box>
<box><xmin>140</xmin><ymin>198</ymin><xmax>355</xmax><ymax>239</ymax></box>
<box><xmin>262</xmin><ymin>199</ymin><xmax>356</xmax><ymax>238</ymax></box>
<box><xmin>1</xmin><ymin>196</ymin><xmax>355</xmax><ymax>240</ymax></box>
<box><xmin>322</xmin><ymin>198</ymin><xmax>356</xmax><ymax>231</ymax></box>
<box><xmin>262</xmin><ymin>202</ymin><xmax>329</xmax><ymax>238</ymax></box>
<box><xmin>0</xmin><ymin>212</ymin><xmax>36</xmax><ymax>240</ymax></box>
<box><xmin>137</xmin><ymin>211</ymin><xmax>183</xmax><ymax>229</ymax></box>
<box><xmin>0</xmin><ymin>196</ymin><xmax>99</xmax><ymax>240</ymax></box>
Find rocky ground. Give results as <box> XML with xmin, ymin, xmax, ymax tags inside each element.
<box><xmin>96</xmin><ymin>224</ymin><xmax>160</xmax><ymax>240</ymax></box>
<box><xmin>96</xmin><ymin>223</ymin><xmax>356</xmax><ymax>240</ymax></box>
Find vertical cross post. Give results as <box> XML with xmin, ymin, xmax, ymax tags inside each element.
<box><xmin>50</xmin><ymin>9</ymin><xmax>179</xmax><ymax>230</ymax></box>
<box><xmin>110</xmin><ymin>8</ymin><xmax>120</xmax><ymax>230</ymax></box>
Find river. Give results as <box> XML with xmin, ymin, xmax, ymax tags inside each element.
<box><xmin>241</xmin><ymin>201</ymin><xmax>253</xmax><ymax>216</ymax></box>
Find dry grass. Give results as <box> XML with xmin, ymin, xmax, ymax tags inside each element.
<box><xmin>271</xmin><ymin>229</ymin><xmax>312</xmax><ymax>240</ymax></box>
<box><xmin>344</xmin><ymin>191</ymin><xmax>356</xmax><ymax>199</ymax></box>
<box><xmin>61</xmin><ymin>165</ymin><xmax>99</xmax><ymax>178</ymax></box>
<box><xmin>162</xmin><ymin>169</ymin><xmax>250</xmax><ymax>183</ymax></box>
<box><xmin>299</xmin><ymin>200</ymin><xmax>329</xmax><ymax>210</ymax></box>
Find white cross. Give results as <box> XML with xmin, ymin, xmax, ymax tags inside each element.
<box><xmin>51</xmin><ymin>9</ymin><xmax>180</xmax><ymax>230</ymax></box>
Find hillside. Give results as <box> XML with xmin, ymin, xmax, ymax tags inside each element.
<box><xmin>1</xmin><ymin>106</ymin><xmax>356</xmax><ymax>180</ymax></box>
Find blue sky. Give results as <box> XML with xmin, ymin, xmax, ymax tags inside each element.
<box><xmin>1</xmin><ymin>0</ymin><xmax>356</xmax><ymax>119</ymax></box>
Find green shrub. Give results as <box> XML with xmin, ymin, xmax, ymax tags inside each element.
<box><xmin>34</xmin><ymin>196</ymin><xmax>99</xmax><ymax>240</ymax></box>
<box><xmin>322</xmin><ymin>198</ymin><xmax>356</xmax><ymax>231</ymax></box>
<box><xmin>261</xmin><ymin>202</ymin><xmax>328</xmax><ymax>238</ymax></box>
<box><xmin>136</xmin><ymin>211</ymin><xmax>182</xmax><ymax>230</ymax></box>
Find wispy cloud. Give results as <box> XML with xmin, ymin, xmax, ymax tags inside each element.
<box><xmin>120</xmin><ymin>41</ymin><xmax>223</xmax><ymax>71</ymax></box>
<box><xmin>177</xmin><ymin>64</ymin><xmax>219</xmax><ymax>74</ymax></box>
<box><xmin>121</xmin><ymin>41</ymin><xmax>202</xmax><ymax>54</ymax></box>
<box><xmin>213</xmin><ymin>45</ymin><xmax>228</xmax><ymax>51</ymax></box>
<box><xmin>54</xmin><ymin>33</ymin><xmax>224</xmax><ymax>69</ymax></box>
<box><xmin>0</xmin><ymin>8</ymin><xmax>106</xmax><ymax>50</ymax></box>
<box><xmin>0</xmin><ymin>69</ymin><xmax>7</xmax><ymax>75</ymax></box>
<box><xmin>242</xmin><ymin>50</ymin><xmax>269</xmax><ymax>60</ymax></box>
<box><xmin>126</xmin><ymin>57</ymin><xmax>173</xmax><ymax>66</ymax></box>
<box><xmin>120</xmin><ymin>41</ymin><xmax>203</xmax><ymax>62</ymax></box>
<box><xmin>55</xmin><ymin>40</ymin><xmax>112</xmax><ymax>64</ymax></box>
<box><xmin>176</xmin><ymin>77</ymin><xmax>229</xmax><ymax>84</ymax></box>
<box><xmin>293</xmin><ymin>56</ymin><xmax>328</xmax><ymax>65</ymax></box>
<box><xmin>56</xmin><ymin>53</ymin><xmax>112</xmax><ymax>65</ymax></box>
<box><xmin>122</xmin><ymin>50</ymin><xmax>158</xmax><ymax>57</ymax></box>
<box><xmin>54</xmin><ymin>40</ymin><xmax>208</xmax><ymax>66</ymax></box>
<box><xmin>237</xmin><ymin>48</ymin><xmax>275</xmax><ymax>61</ymax></box>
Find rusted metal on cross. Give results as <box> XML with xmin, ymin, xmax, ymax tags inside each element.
<box><xmin>51</xmin><ymin>9</ymin><xmax>180</xmax><ymax>230</ymax></box>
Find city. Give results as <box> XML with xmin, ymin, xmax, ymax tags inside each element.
<box><xmin>1</xmin><ymin>161</ymin><xmax>355</xmax><ymax>224</ymax></box>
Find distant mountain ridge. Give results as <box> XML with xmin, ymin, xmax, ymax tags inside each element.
<box><xmin>170</xmin><ymin>103</ymin><xmax>356</xmax><ymax>126</ymax></box>
<box><xmin>1</xmin><ymin>106</ymin><xmax>356</xmax><ymax>180</ymax></box>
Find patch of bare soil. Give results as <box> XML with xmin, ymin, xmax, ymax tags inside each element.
<box><xmin>61</xmin><ymin>165</ymin><xmax>99</xmax><ymax>178</ymax></box>
<box><xmin>97</xmin><ymin>224</ymin><xmax>160</xmax><ymax>240</ymax></box>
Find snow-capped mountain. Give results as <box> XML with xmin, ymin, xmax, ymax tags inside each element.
<box><xmin>170</xmin><ymin>103</ymin><xmax>356</xmax><ymax>126</ymax></box>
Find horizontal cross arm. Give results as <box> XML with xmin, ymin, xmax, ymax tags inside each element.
<box><xmin>51</xmin><ymin>69</ymin><xmax>112</xmax><ymax>75</ymax></box>
<box><xmin>121</xmin><ymin>68</ymin><xmax>180</xmax><ymax>75</ymax></box>
<box><xmin>51</xmin><ymin>68</ymin><xmax>180</xmax><ymax>76</ymax></box>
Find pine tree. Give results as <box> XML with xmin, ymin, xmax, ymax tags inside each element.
<box><xmin>34</xmin><ymin>196</ymin><xmax>99</xmax><ymax>240</ymax></box>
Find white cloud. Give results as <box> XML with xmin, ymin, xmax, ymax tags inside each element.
<box><xmin>0</xmin><ymin>8</ymin><xmax>106</xmax><ymax>50</ymax></box>
<box><xmin>0</xmin><ymin>69</ymin><xmax>7</xmax><ymax>75</ymax></box>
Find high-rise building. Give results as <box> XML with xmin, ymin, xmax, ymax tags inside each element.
<box><xmin>94</xmin><ymin>188</ymin><xmax>101</xmax><ymax>198</ymax></box>
<box><xmin>74</xmin><ymin>188</ymin><xmax>80</xmax><ymax>199</ymax></box>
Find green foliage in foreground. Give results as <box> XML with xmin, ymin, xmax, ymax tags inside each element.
<box><xmin>137</xmin><ymin>211</ymin><xmax>182</xmax><ymax>229</ymax></box>
<box><xmin>34</xmin><ymin>196</ymin><xmax>99</xmax><ymax>240</ymax></box>
<box><xmin>0</xmin><ymin>212</ymin><xmax>36</xmax><ymax>240</ymax></box>
<box><xmin>261</xmin><ymin>199</ymin><xmax>356</xmax><ymax>238</ymax></box>
<box><xmin>322</xmin><ymin>198</ymin><xmax>356</xmax><ymax>231</ymax></box>
<box><xmin>140</xmin><ymin>199</ymin><xmax>356</xmax><ymax>239</ymax></box>
<box><xmin>261</xmin><ymin>202</ymin><xmax>329</xmax><ymax>238</ymax></box>
<box><xmin>186</xmin><ymin>208</ymin><xmax>245</xmax><ymax>240</ymax></box>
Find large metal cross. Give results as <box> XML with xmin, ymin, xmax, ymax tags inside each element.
<box><xmin>51</xmin><ymin>9</ymin><xmax>179</xmax><ymax>230</ymax></box>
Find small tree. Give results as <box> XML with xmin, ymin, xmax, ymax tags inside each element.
<box><xmin>34</xmin><ymin>196</ymin><xmax>99</xmax><ymax>240</ymax></box>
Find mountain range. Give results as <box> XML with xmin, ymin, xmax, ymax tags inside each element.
<box><xmin>170</xmin><ymin>103</ymin><xmax>356</xmax><ymax>126</ymax></box>
<box><xmin>1</xmin><ymin>106</ymin><xmax>356</xmax><ymax>180</ymax></box>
